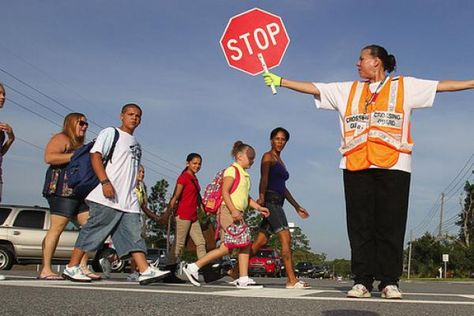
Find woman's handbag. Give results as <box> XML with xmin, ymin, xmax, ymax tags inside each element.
<box><xmin>223</xmin><ymin>222</ymin><xmax>251</xmax><ymax>249</ymax></box>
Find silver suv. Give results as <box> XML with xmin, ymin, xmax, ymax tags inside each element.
<box><xmin>0</xmin><ymin>204</ymin><xmax>124</xmax><ymax>272</ymax></box>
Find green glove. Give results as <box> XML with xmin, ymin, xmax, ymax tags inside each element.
<box><xmin>262</xmin><ymin>72</ymin><xmax>282</xmax><ymax>87</ymax></box>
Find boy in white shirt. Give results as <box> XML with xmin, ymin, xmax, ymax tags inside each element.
<box><xmin>62</xmin><ymin>104</ymin><xmax>169</xmax><ymax>285</ymax></box>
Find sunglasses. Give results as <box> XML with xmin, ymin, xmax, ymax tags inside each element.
<box><xmin>78</xmin><ymin>120</ymin><xmax>89</xmax><ymax>127</ymax></box>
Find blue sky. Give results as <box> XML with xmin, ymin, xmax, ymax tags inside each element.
<box><xmin>1</xmin><ymin>1</ymin><xmax>474</xmax><ymax>259</ymax></box>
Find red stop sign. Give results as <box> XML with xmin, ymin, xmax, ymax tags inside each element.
<box><xmin>220</xmin><ymin>8</ymin><xmax>290</xmax><ymax>76</ymax></box>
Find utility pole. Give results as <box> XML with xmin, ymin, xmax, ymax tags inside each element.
<box><xmin>407</xmin><ymin>230</ymin><xmax>413</xmax><ymax>279</ymax></box>
<box><xmin>438</xmin><ymin>192</ymin><xmax>445</xmax><ymax>238</ymax></box>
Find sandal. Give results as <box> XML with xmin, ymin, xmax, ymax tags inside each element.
<box><xmin>80</xmin><ymin>266</ymin><xmax>102</xmax><ymax>281</ymax></box>
<box><xmin>37</xmin><ymin>274</ymin><xmax>64</xmax><ymax>281</ymax></box>
<box><xmin>286</xmin><ymin>280</ymin><xmax>311</xmax><ymax>289</ymax></box>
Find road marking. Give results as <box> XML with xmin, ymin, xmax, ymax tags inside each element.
<box><xmin>1</xmin><ymin>280</ymin><xmax>474</xmax><ymax>305</ymax></box>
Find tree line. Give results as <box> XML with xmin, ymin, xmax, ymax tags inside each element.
<box><xmin>406</xmin><ymin>181</ymin><xmax>474</xmax><ymax>278</ymax></box>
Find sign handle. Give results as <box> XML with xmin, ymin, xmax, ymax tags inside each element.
<box><xmin>258</xmin><ymin>53</ymin><xmax>277</xmax><ymax>95</ymax></box>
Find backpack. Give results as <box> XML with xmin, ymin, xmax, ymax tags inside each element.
<box><xmin>66</xmin><ymin>128</ymin><xmax>120</xmax><ymax>198</ymax></box>
<box><xmin>202</xmin><ymin>165</ymin><xmax>240</xmax><ymax>214</ymax></box>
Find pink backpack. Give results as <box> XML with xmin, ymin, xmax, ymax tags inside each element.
<box><xmin>202</xmin><ymin>165</ymin><xmax>240</xmax><ymax>214</ymax></box>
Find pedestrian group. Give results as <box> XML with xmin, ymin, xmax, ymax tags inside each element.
<box><xmin>1</xmin><ymin>44</ymin><xmax>474</xmax><ymax>299</ymax></box>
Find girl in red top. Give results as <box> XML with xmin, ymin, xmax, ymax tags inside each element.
<box><xmin>167</xmin><ymin>153</ymin><xmax>206</xmax><ymax>265</ymax></box>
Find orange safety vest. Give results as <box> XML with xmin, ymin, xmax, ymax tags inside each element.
<box><xmin>339</xmin><ymin>76</ymin><xmax>413</xmax><ymax>171</ymax></box>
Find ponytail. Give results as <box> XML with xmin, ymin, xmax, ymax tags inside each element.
<box><xmin>231</xmin><ymin>140</ymin><xmax>253</xmax><ymax>158</ymax></box>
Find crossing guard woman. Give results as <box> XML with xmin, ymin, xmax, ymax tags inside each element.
<box><xmin>263</xmin><ymin>44</ymin><xmax>474</xmax><ymax>299</ymax></box>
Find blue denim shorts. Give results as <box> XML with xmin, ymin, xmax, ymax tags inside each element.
<box><xmin>75</xmin><ymin>201</ymin><xmax>146</xmax><ymax>258</ymax></box>
<box><xmin>259</xmin><ymin>191</ymin><xmax>289</xmax><ymax>235</ymax></box>
<box><xmin>47</xmin><ymin>196</ymin><xmax>88</xmax><ymax>220</ymax></box>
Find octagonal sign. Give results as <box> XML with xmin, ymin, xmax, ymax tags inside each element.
<box><xmin>220</xmin><ymin>8</ymin><xmax>290</xmax><ymax>76</ymax></box>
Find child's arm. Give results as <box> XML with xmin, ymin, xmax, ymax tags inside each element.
<box><xmin>167</xmin><ymin>183</ymin><xmax>184</xmax><ymax>212</ymax></box>
<box><xmin>222</xmin><ymin>175</ymin><xmax>242</xmax><ymax>221</ymax></box>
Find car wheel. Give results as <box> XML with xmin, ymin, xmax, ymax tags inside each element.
<box><xmin>0</xmin><ymin>245</ymin><xmax>15</xmax><ymax>270</ymax></box>
<box><xmin>92</xmin><ymin>248</ymin><xmax>126</xmax><ymax>273</ymax></box>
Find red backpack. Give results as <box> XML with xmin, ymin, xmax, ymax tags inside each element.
<box><xmin>202</xmin><ymin>165</ymin><xmax>240</xmax><ymax>213</ymax></box>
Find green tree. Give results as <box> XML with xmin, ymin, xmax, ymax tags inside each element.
<box><xmin>146</xmin><ymin>179</ymin><xmax>170</xmax><ymax>248</ymax></box>
<box><xmin>457</xmin><ymin>181</ymin><xmax>474</xmax><ymax>247</ymax></box>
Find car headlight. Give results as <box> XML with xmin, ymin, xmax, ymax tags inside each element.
<box><xmin>266</xmin><ymin>260</ymin><xmax>273</xmax><ymax>264</ymax></box>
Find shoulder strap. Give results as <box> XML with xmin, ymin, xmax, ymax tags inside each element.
<box><xmin>104</xmin><ymin>128</ymin><xmax>120</xmax><ymax>166</ymax></box>
<box><xmin>229</xmin><ymin>165</ymin><xmax>240</xmax><ymax>194</ymax></box>
<box><xmin>190</xmin><ymin>176</ymin><xmax>202</xmax><ymax>205</ymax></box>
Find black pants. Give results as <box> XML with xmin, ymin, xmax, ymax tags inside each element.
<box><xmin>343</xmin><ymin>168</ymin><xmax>410</xmax><ymax>291</ymax></box>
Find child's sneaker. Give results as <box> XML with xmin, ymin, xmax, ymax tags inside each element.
<box><xmin>183</xmin><ymin>263</ymin><xmax>201</xmax><ymax>287</ymax></box>
<box><xmin>138</xmin><ymin>266</ymin><xmax>170</xmax><ymax>285</ymax></box>
<box><xmin>235</xmin><ymin>279</ymin><xmax>263</xmax><ymax>289</ymax></box>
<box><xmin>381</xmin><ymin>285</ymin><xmax>402</xmax><ymax>299</ymax></box>
<box><xmin>99</xmin><ymin>258</ymin><xmax>112</xmax><ymax>279</ymax></box>
<box><xmin>229</xmin><ymin>277</ymin><xmax>257</xmax><ymax>286</ymax></box>
<box><xmin>347</xmin><ymin>284</ymin><xmax>371</xmax><ymax>298</ymax></box>
<box><xmin>62</xmin><ymin>265</ymin><xmax>92</xmax><ymax>282</ymax></box>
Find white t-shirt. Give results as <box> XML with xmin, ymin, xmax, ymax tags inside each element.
<box><xmin>86</xmin><ymin>127</ymin><xmax>142</xmax><ymax>213</ymax></box>
<box><xmin>313</xmin><ymin>76</ymin><xmax>438</xmax><ymax>173</ymax></box>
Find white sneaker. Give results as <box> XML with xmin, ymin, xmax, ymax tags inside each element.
<box><xmin>228</xmin><ymin>277</ymin><xmax>256</xmax><ymax>286</ymax></box>
<box><xmin>183</xmin><ymin>264</ymin><xmax>201</xmax><ymax>287</ymax></box>
<box><xmin>235</xmin><ymin>279</ymin><xmax>263</xmax><ymax>289</ymax></box>
<box><xmin>381</xmin><ymin>285</ymin><xmax>402</xmax><ymax>299</ymax></box>
<box><xmin>347</xmin><ymin>284</ymin><xmax>371</xmax><ymax>298</ymax></box>
<box><xmin>138</xmin><ymin>266</ymin><xmax>170</xmax><ymax>285</ymax></box>
<box><xmin>0</xmin><ymin>275</ymin><xmax>5</xmax><ymax>281</ymax></box>
<box><xmin>62</xmin><ymin>265</ymin><xmax>92</xmax><ymax>282</ymax></box>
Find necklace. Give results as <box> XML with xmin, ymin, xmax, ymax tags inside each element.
<box><xmin>364</xmin><ymin>76</ymin><xmax>388</xmax><ymax>113</ymax></box>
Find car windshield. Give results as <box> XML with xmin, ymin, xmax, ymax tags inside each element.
<box><xmin>255</xmin><ymin>250</ymin><xmax>273</xmax><ymax>258</ymax></box>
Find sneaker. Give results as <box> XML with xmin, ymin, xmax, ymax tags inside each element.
<box><xmin>229</xmin><ymin>277</ymin><xmax>256</xmax><ymax>286</ymax></box>
<box><xmin>381</xmin><ymin>285</ymin><xmax>403</xmax><ymax>299</ymax></box>
<box><xmin>127</xmin><ymin>271</ymin><xmax>140</xmax><ymax>282</ymax></box>
<box><xmin>235</xmin><ymin>279</ymin><xmax>263</xmax><ymax>289</ymax></box>
<box><xmin>183</xmin><ymin>264</ymin><xmax>201</xmax><ymax>287</ymax></box>
<box><xmin>62</xmin><ymin>265</ymin><xmax>92</xmax><ymax>282</ymax></box>
<box><xmin>347</xmin><ymin>284</ymin><xmax>371</xmax><ymax>298</ymax></box>
<box><xmin>99</xmin><ymin>258</ymin><xmax>112</xmax><ymax>279</ymax></box>
<box><xmin>0</xmin><ymin>275</ymin><xmax>5</xmax><ymax>281</ymax></box>
<box><xmin>138</xmin><ymin>266</ymin><xmax>170</xmax><ymax>286</ymax></box>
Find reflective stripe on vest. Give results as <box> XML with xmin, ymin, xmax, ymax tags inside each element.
<box><xmin>339</xmin><ymin>76</ymin><xmax>412</xmax><ymax>170</ymax></box>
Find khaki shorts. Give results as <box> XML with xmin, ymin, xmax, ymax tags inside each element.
<box><xmin>218</xmin><ymin>204</ymin><xmax>240</xmax><ymax>240</ymax></box>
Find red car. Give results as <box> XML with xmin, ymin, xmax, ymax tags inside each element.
<box><xmin>249</xmin><ymin>248</ymin><xmax>282</xmax><ymax>277</ymax></box>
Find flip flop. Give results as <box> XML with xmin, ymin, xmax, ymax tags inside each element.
<box><xmin>80</xmin><ymin>266</ymin><xmax>102</xmax><ymax>281</ymax></box>
<box><xmin>37</xmin><ymin>274</ymin><xmax>64</xmax><ymax>281</ymax></box>
<box><xmin>286</xmin><ymin>280</ymin><xmax>311</xmax><ymax>289</ymax></box>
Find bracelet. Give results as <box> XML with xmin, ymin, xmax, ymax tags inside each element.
<box><xmin>100</xmin><ymin>178</ymin><xmax>111</xmax><ymax>185</ymax></box>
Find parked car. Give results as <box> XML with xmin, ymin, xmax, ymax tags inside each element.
<box><xmin>313</xmin><ymin>265</ymin><xmax>331</xmax><ymax>279</ymax></box>
<box><xmin>0</xmin><ymin>204</ymin><xmax>123</xmax><ymax>272</ymax></box>
<box><xmin>249</xmin><ymin>248</ymin><xmax>281</xmax><ymax>277</ymax></box>
<box><xmin>294</xmin><ymin>262</ymin><xmax>316</xmax><ymax>278</ymax></box>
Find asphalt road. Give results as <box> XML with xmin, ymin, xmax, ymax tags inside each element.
<box><xmin>1</xmin><ymin>270</ymin><xmax>473</xmax><ymax>315</ymax></box>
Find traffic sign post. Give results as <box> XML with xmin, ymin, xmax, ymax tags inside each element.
<box><xmin>442</xmin><ymin>254</ymin><xmax>449</xmax><ymax>279</ymax></box>
<box><xmin>220</xmin><ymin>8</ymin><xmax>290</xmax><ymax>95</ymax></box>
